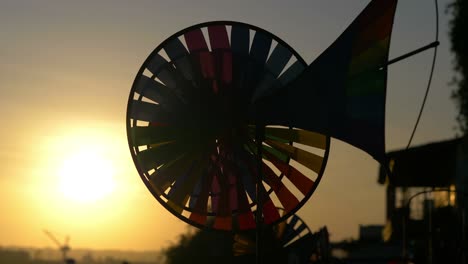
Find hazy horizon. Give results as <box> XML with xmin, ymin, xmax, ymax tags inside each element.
<box><xmin>1</xmin><ymin>245</ymin><xmax>162</xmax><ymax>263</ymax></box>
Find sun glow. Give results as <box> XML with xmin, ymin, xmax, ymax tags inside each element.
<box><xmin>58</xmin><ymin>148</ymin><xmax>115</xmax><ymax>203</ymax></box>
<box><xmin>29</xmin><ymin>124</ymin><xmax>147</xmax><ymax>245</ymax></box>
<box><xmin>46</xmin><ymin>127</ymin><xmax>122</xmax><ymax>205</ymax></box>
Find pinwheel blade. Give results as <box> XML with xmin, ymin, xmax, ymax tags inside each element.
<box><xmin>233</xmin><ymin>209</ymin><xmax>316</xmax><ymax>264</ymax></box>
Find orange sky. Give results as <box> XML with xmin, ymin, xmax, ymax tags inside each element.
<box><xmin>0</xmin><ymin>0</ymin><xmax>458</xmax><ymax>251</ymax></box>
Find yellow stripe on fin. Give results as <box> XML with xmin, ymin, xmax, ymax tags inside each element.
<box><xmin>265</xmin><ymin>127</ymin><xmax>327</xmax><ymax>149</ymax></box>
<box><xmin>265</xmin><ymin>139</ymin><xmax>324</xmax><ymax>173</ymax></box>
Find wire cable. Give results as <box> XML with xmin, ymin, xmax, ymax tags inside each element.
<box><xmin>405</xmin><ymin>0</ymin><xmax>439</xmax><ymax>149</ymax></box>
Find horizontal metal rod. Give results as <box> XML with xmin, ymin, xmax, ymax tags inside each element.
<box><xmin>384</xmin><ymin>41</ymin><xmax>439</xmax><ymax>67</ymax></box>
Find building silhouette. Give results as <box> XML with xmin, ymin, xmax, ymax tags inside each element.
<box><xmin>378</xmin><ymin>137</ymin><xmax>468</xmax><ymax>263</ymax></box>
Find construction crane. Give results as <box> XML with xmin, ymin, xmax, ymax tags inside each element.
<box><xmin>43</xmin><ymin>229</ymin><xmax>72</xmax><ymax>263</ymax></box>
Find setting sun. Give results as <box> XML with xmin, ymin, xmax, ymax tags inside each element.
<box><xmin>58</xmin><ymin>148</ymin><xmax>115</xmax><ymax>203</ymax></box>
<box><xmin>22</xmin><ymin>124</ymin><xmax>155</xmax><ymax>249</ymax></box>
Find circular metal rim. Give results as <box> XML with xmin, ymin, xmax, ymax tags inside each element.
<box><xmin>126</xmin><ymin>20</ymin><xmax>331</xmax><ymax>231</ymax></box>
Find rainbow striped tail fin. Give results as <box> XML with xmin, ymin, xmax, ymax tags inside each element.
<box><xmin>255</xmin><ymin>0</ymin><xmax>398</xmax><ymax>164</ymax></box>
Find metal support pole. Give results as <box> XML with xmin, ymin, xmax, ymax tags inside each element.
<box><xmin>255</xmin><ymin>123</ymin><xmax>265</xmax><ymax>264</ymax></box>
<box><xmin>461</xmin><ymin>208</ymin><xmax>466</xmax><ymax>264</ymax></box>
<box><xmin>428</xmin><ymin>197</ymin><xmax>433</xmax><ymax>264</ymax></box>
<box><xmin>383</xmin><ymin>41</ymin><xmax>439</xmax><ymax>68</ymax></box>
<box><xmin>402</xmin><ymin>208</ymin><xmax>407</xmax><ymax>262</ymax></box>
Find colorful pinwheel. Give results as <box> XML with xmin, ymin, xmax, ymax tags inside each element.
<box><xmin>127</xmin><ymin>21</ymin><xmax>330</xmax><ymax>231</ymax></box>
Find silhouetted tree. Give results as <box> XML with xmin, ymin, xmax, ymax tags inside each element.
<box><xmin>448</xmin><ymin>0</ymin><xmax>468</xmax><ymax>134</ymax></box>
<box><xmin>163</xmin><ymin>227</ymin><xmax>235</xmax><ymax>264</ymax></box>
<box><xmin>162</xmin><ymin>226</ymin><xmax>288</xmax><ymax>264</ymax></box>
